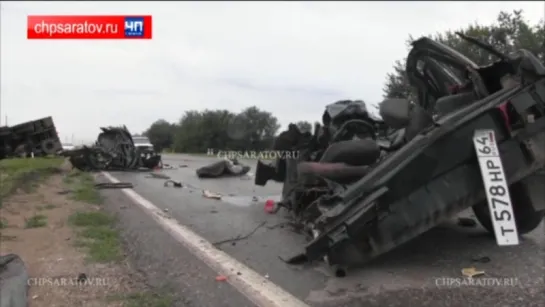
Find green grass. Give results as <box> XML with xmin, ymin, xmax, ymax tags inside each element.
<box><xmin>25</xmin><ymin>214</ymin><xmax>48</xmax><ymax>228</ymax></box>
<box><xmin>0</xmin><ymin>218</ymin><xmax>7</xmax><ymax>229</ymax></box>
<box><xmin>108</xmin><ymin>291</ymin><xmax>174</xmax><ymax>307</ymax></box>
<box><xmin>65</xmin><ymin>170</ymin><xmax>118</xmax><ymax>262</ymax></box>
<box><xmin>69</xmin><ymin>211</ymin><xmax>121</xmax><ymax>262</ymax></box>
<box><xmin>65</xmin><ymin>170</ymin><xmax>102</xmax><ymax>204</ymax></box>
<box><xmin>0</xmin><ymin>157</ymin><xmax>64</xmax><ymax>204</ymax></box>
<box><xmin>70</xmin><ymin>211</ymin><xmax>114</xmax><ymax>227</ymax></box>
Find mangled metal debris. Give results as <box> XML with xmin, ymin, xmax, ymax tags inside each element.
<box><xmin>60</xmin><ymin>126</ymin><xmax>162</xmax><ymax>171</ymax></box>
<box><xmin>255</xmin><ymin>35</ymin><xmax>545</xmax><ymax>274</ymax></box>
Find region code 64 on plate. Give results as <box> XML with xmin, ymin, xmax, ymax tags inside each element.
<box><xmin>27</xmin><ymin>15</ymin><xmax>152</xmax><ymax>39</ymax></box>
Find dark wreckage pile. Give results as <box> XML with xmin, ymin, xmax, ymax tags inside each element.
<box><xmin>60</xmin><ymin>126</ymin><xmax>162</xmax><ymax>171</ymax></box>
<box><xmin>255</xmin><ymin>33</ymin><xmax>545</xmax><ymax>275</ymax></box>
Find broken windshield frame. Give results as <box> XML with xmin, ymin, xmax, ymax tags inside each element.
<box><xmin>406</xmin><ymin>37</ymin><xmax>493</xmax><ymax>111</ymax></box>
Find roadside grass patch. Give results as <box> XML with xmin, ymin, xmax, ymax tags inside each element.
<box><xmin>69</xmin><ymin>211</ymin><xmax>121</xmax><ymax>262</ymax></box>
<box><xmin>65</xmin><ymin>170</ymin><xmax>102</xmax><ymax>204</ymax></box>
<box><xmin>70</xmin><ymin>211</ymin><xmax>114</xmax><ymax>226</ymax></box>
<box><xmin>0</xmin><ymin>218</ymin><xmax>7</xmax><ymax>229</ymax></box>
<box><xmin>0</xmin><ymin>157</ymin><xmax>64</xmax><ymax>205</ymax></box>
<box><xmin>62</xmin><ymin>168</ymin><xmax>81</xmax><ymax>184</ymax></box>
<box><xmin>25</xmin><ymin>214</ymin><xmax>48</xmax><ymax>228</ymax></box>
<box><xmin>108</xmin><ymin>290</ymin><xmax>175</xmax><ymax>307</ymax></box>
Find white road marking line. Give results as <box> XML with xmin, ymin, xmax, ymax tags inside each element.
<box><xmin>102</xmin><ymin>172</ymin><xmax>309</xmax><ymax>307</ymax></box>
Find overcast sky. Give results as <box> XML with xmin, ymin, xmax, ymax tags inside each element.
<box><xmin>1</xmin><ymin>1</ymin><xmax>544</xmax><ymax>143</ymax></box>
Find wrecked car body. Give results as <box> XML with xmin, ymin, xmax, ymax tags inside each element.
<box><xmin>256</xmin><ymin>35</ymin><xmax>545</xmax><ymax>271</ymax></box>
<box><xmin>61</xmin><ymin>126</ymin><xmax>162</xmax><ymax>171</ymax></box>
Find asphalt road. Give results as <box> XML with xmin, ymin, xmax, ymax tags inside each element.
<box><xmin>104</xmin><ymin>153</ymin><xmax>545</xmax><ymax>307</ymax></box>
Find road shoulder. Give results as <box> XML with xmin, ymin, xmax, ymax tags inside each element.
<box><xmin>96</xmin><ymin>172</ymin><xmax>257</xmax><ymax>307</ymax></box>
<box><xmin>0</xmin><ymin>159</ymin><xmax>170</xmax><ymax>307</ymax></box>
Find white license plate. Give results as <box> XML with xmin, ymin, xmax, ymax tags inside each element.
<box><xmin>473</xmin><ymin>129</ymin><xmax>519</xmax><ymax>246</ymax></box>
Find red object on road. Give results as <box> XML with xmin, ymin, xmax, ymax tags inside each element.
<box><xmin>215</xmin><ymin>275</ymin><xmax>227</xmax><ymax>281</ymax></box>
<box><xmin>264</xmin><ymin>200</ymin><xmax>276</xmax><ymax>213</ymax></box>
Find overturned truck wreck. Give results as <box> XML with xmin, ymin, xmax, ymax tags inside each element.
<box><xmin>0</xmin><ymin>116</ymin><xmax>62</xmax><ymax>160</ymax></box>
<box><xmin>61</xmin><ymin>126</ymin><xmax>162</xmax><ymax>171</ymax></box>
<box><xmin>256</xmin><ymin>34</ymin><xmax>545</xmax><ymax>272</ymax></box>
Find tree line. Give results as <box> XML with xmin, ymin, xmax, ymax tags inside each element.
<box><xmin>383</xmin><ymin>10</ymin><xmax>544</xmax><ymax>99</ymax></box>
<box><xmin>144</xmin><ymin>106</ymin><xmax>314</xmax><ymax>153</ymax></box>
<box><xmin>145</xmin><ymin>10</ymin><xmax>543</xmax><ymax>153</ymax></box>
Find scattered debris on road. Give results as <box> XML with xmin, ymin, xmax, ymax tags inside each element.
<box><xmin>215</xmin><ymin>275</ymin><xmax>228</xmax><ymax>282</ymax></box>
<box><xmin>164</xmin><ymin>179</ymin><xmax>183</xmax><ymax>188</ymax></box>
<box><xmin>461</xmin><ymin>267</ymin><xmax>485</xmax><ymax>278</ymax></box>
<box><xmin>278</xmin><ymin>253</ymin><xmax>309</xmax><ymax>265</ymax></box>
<box><xmin>146</xmin><ymin>172</ymin><xmax>171</xmax><ymax>179</ymax></box>
<box><xmin>212</xmin><ymin>221</ymin><xmax>266</xmax><ymax>247</ymax></box>
<box><xmin>264</xmin><ymin>199</ymin><xmax>278</xmax><ymax>214</ymax></box>
<box><xmin>203</xmin><ymin>190</ymin><xmax>222</xmax><ymax>200</ymax></box>
<box><xmin>94</xmin><ymin>182</ymin><xmax>133</xmax><ymax>189</ymax></box>
<box><xmin>196</xmin><ymin>158</ymin><xmax>251</xmax><ymax>178</ymax></box>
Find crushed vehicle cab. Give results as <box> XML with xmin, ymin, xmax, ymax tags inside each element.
<box><xmin>61</xmin><ymin>127</ymin><xmax>162</xmax><ymax>171</ymax></box>
<box><xmin>255</xmin><ymin>34</ymin><xmax>545</xmax><ymax>271</ymax></box>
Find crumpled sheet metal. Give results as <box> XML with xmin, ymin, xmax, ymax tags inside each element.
<box><xmin>60</xmin><ymin>126</ymin><xmax>162</xmax><ymax>171</ymax></box>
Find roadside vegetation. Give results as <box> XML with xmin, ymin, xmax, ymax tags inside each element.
<box><xmin>0</xmin><ymin>157</ymin><xmax>64</xmax><ymax>206</ymax></box>
<box><xmin>0</xmin><ymin>157</ymin><xmax>175</xmax><ymax>306</ymax></box>
<box><xmin>24</xmin><ymin>214</ymin><xmax>48</xmax><ymax>228</ymax></box>
<box><xmin>64</xmin><ymin>169</ymin><xmax>103</xmax><ymax>204</ymax></box>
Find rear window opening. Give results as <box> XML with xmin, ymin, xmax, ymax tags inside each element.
<box><xmin>476</xmin><ymin>61</ymin><xmax>517</xmax><ymax>95</ymax></box>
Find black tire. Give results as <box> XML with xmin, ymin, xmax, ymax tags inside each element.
<box><xmin>472</xmin><ymin>181</ymin><xmax>545</xmax><ymax>235</ymax></box>
<box><xmin>41</xmin><ymin>139</ymin><xmax>57</xmax><ymax>155</ymax></box>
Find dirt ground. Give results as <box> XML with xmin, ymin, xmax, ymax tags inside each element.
<box><xmin>0</xmin><ymin>172</ymin><xmax>158</xmax><ymax>307</ymax></box>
